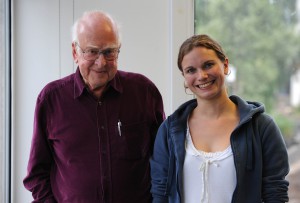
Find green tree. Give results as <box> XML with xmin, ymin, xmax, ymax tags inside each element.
<box><xmin>195</xmin><ymin>0</ymin><xmax>300</xmax><ymax>111</ymax></box>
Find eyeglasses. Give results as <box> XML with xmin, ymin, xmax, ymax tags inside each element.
<box><xmin>75</xmin><ymin>43</ymin><xmax>120</xmax><ymax>61</ymax></box>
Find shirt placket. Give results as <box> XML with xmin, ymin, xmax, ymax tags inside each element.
<box><xmin>97</xmin><ymin>100</ymin><xmax>111</xmax><ymax>202</ymax></box>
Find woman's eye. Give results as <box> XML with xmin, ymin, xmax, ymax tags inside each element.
<box><xmin>204</xmin><ymin>63</ymin><xmax>214</xmax><ymax>69</ymax></box>
<box><xmin>186</xmin><ymin>68</ymin><xmax>196</xmax><ymax>74</ymax></box>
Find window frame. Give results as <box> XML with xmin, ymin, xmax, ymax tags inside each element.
<box><xmin>1</xmin><ymin>0</ymin><xmax>12</xmax><ymax>202</ymax></box>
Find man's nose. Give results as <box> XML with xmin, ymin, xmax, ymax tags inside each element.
<box><xmin>94</xmin><ymin>54</ymin><xmax>107</xmax><ymax>66</ymax></box>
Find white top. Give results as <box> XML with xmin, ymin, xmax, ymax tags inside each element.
<box><xmin>182</xmin><ymin>126</ymin><xmax>237</xmax><ymax>203</ymax></box>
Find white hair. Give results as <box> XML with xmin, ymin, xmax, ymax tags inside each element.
<box><xmin>71</xmin><ymin>10</ymin><xmax>122</xmax><ymax>45</ymax></box>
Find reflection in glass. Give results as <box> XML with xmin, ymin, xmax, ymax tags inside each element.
<box><xmin>194</xmin><ymin>0</ymin><xmax>300</xmax><ymax>201</ymax></box>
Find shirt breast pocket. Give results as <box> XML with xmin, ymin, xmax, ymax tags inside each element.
<box><xmin>118</xmin><ymin>120</ymin><xmax>151</xmax><ymax>160</ymax></box>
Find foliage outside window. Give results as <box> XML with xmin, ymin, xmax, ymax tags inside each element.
<box><xmin>194</xmin><ymin>0</ymin><xmax>300</xmax><ymax>200</ymax></box>
<box><xmin>195</xmin><ymin>0</ymin><xmax>300</xmax><ymax>143</ymax></box>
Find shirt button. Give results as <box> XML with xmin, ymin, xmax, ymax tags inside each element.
<box><xmin>101</xmin><ymin>126</ymin><xmax>104</xmax><ymax>130</ymax></box>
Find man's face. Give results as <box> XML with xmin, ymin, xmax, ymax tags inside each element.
<box><xmin>72</xmin><ymin>22</ymin><xmax>120</xmax><ymax>95</ymax></box>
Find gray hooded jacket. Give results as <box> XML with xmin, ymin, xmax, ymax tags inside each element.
<box><xmin>151</xmin><ymin>95</ymin><xmax>289</xmax><ymax>203</ymax></box>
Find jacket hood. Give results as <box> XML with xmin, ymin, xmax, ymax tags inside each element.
<box><xmin>169</xmin><ymin>95</ymin><xmax>265</xmax><ymax>171</ymax></box>
<box><xmin>172</xmin><ymin>95</ymin><xmax>265</xmax><ymax>124</ymax></box>
<box><xmin>230</xmin><ymin>95</ymin><xmax>265</xmax><ymax>124</ymax></box>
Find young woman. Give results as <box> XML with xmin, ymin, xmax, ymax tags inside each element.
<box><xmin>150</xmin><ymin>34</ymin><xmax>289</xmax><ymax>203</ymax></box>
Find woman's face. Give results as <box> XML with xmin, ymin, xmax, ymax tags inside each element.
<box><xmin>181</xmin><ymin>47</ymin><xmax>228</xmax><ymax>101</ymax></box>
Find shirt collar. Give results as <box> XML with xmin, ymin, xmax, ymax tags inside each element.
<box><xmin>109</xmin><ymin>71</ymin><xmax>123</xmax><ymax>94</ymax></box>
<box><xmin>73</xmin><ymin>67</ymin><xmax>123</xmax><ymax>99</ymax></box>
<box><xmin>74</xmin><ymin>67</ymin><xmax>86</xmax><ymax>98</ymax></box>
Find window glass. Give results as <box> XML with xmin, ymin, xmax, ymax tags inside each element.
<box><xmin>195</xmin><ymin>0</ymin><xmax>300</xmax><ymax>201</ymax></box>
<box><xmin>0</xmin><ymin>0</ymin><xmax>9</xmax><ymax>202</ymax></box>
<box><xmin>0</xmin><ymin>0</ymin><xmax>5</xmax><ymax>200</ymax></box>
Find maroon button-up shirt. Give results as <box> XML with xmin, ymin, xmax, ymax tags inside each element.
<box><xmin>23</xmin><ymin>68</ymin><xmax>165</xmax><ymax>203</ymax></box>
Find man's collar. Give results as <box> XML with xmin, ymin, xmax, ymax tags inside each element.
<box><xmin>108</xmin><ymin>71</ymin><xmax>123</xmax><ymax>94</ymax></box>
<box><xmin>73</xmin><ymin>68</ymin><xmax>123</xmax><ymax>99</ymax></box>
<box><xmin>74</xmin><ymin>67</ymin><xmax>86</xmax><ymax>98</ymax></box>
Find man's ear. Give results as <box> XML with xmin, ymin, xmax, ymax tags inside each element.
<box><xmin>72</xmin><ymin>42</ymin><xmax>78</xmax><ymax>63</ymax></box>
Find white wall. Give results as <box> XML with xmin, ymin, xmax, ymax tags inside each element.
<box><xmin>11</xmin><ymin>0</ymin><xmax>194</xmax><ymax>202</ymax></box>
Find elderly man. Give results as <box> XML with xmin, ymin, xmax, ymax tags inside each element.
<box><xmin>24</xmin><ymin>11</ymin><xmax>165</xmax><ymax>203</ymax></box>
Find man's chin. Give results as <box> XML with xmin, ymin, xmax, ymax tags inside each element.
<box><xmin>92</xmin><ymin>83</ymin><xmax>107</xmax><ymax>90</ymax></box>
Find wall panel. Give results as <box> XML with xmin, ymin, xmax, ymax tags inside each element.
<box><xmin>12</xmin><ymin>0</ymin><xmax>193</xmax><ymax>201</ymax></box>
<box><xmin>12</xmin><ymin>1</ymin><xmax>61</xmax><ymax>202</ymax></box>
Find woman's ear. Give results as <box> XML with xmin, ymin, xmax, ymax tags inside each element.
<box><xmin>224</xmin><ymin>58</ymin><xmax>229</xmax><ymax>75</ymax></box>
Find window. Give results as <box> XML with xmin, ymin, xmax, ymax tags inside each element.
<box><xmin>195</xmin><ymin>0</ymin><xmax>300</xmax><ymax>201</ymax></box>
<box><xmin>0</xmin><ymin>0</ymin><xmax>10</xmax><ymax>202</ymax></box>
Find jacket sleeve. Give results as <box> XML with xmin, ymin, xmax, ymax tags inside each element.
<box><xmin>259</xmin><ymin>115</ymin><xmax>289</xmax><ymax>202</ymax></box>
<box><xmin>23</xmin><ymin>95</ymin><xmax>57</xmax><ymax>202</ymax></box>
<box><xmin>150</xmin><ymin>119</ymin><xmax>173</xmax><ymax>203</ymax></box>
